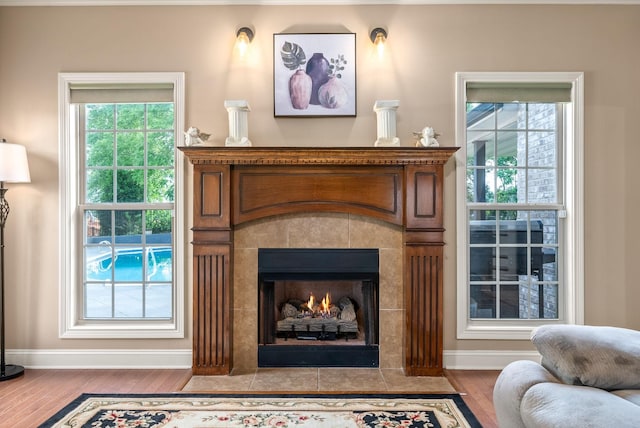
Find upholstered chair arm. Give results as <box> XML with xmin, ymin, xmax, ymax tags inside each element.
<box><xmin>493</xmin><ymin>359</ymin><xmax>560</xmax><ymax>428</ymax></box>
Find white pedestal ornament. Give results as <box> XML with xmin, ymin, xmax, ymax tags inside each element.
<box><xmin>373</xmin><ymin>100</ymin><xmax>400</xmax><ymax>147</ymax></box>
<box><xmin>224</xmin><ymin>100</ymin><xmax>252</xmax><ymax>147</ymax></box>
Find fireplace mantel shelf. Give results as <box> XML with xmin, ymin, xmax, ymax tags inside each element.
<box><xmin>182</xmin><ymin>146</ymin><xmax>458</xmax><ymax>377</ymax></box>
<box><xmin>179</xmin><ymin>146</ymin><xmax>458</xmax><ymax>165</ymax></box>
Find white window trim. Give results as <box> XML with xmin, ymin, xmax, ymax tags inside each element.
<box><xmin>454</xmin><ymin>71</ymin><xmax>584</xmax><ymax>340</ymax></box>
<box><xmin>58</xmin><ymin>72</ymin><xmax>186</xmax><ymax>338</ymax></box>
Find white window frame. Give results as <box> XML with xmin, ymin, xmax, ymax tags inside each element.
<box><xmin>455</xmin><ymin>71</ymin><xmax>584</xmax><ymax>340</ymax></box>
<box><xmin>58</xmin><ymin>72</ymin><xmax>185</xmax><ymax>338</ymax></box>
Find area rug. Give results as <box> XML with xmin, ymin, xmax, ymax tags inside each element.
<box><xmin>39</xmin><ymin>393</ymin><xmax>482</xmax><ymax>428</ymax></box>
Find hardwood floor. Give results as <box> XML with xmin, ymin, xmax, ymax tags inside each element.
<box><xmin>0</xmin><ymin>369</ymin><xmax>192</xmax><ymax>427</ymax></box>
<box><xmin>0</xmin><ymin>368</ymin><xmax>499</xmax><ymax>427</ymax></box>
<box><xmin>446</xmin><ymin>369</ymin><xmax>501</xmax><ymax>428</ymax></box>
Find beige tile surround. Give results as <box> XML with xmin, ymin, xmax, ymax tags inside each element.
<box><xmin>183</xmin><ymin>368</ymin><xmax>456</xmax><ymax>393</ymax></box>
<box><xmin>231</xmin><ymin>213</ymin><xmax>406</xmax><ymax>371</ymax></box>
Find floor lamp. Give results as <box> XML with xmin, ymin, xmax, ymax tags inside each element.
<box><xmin>0</xmin><ymin>139</ymin><xmax>30</xmax><ymax>381</ymax></box>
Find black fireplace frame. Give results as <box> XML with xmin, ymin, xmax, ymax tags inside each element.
<box><xmin>258</xmin><ymin>248</ymin><xmax>379</xmax><ymax>367</ymax></box>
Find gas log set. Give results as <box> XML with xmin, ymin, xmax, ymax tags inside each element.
<box><xmin>257</xmin><ymin>248</ymin><xmax>379</xmax><ymax>367</ymax></box>
<box><xmin>277</xmin><ymin>293</ymin><xmax>359</xmax><ymax>341</ymax></box>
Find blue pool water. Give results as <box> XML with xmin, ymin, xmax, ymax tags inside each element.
<box><xmin>85</xmin><ymin>246</ymin><xmax>173</xmax><ymax>318</ymax></box>
<box><xmin>87</xmin><ymin>247</ymin><xmax>172</xmax><ymax>282</ymax></box>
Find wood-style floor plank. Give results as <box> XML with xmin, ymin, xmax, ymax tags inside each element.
<box><xmin>446</xmin><ymin>369</ymin><xmax>500</xmax><ymax>428</ymax></box>
<box><xmin>0</xmin><ymin>369</ymin><xmax>192</xmax><ymax>427</ymax></box>
<box><xmin>0</xmin><ymin>368</ymin><xmax>498</xmax><ymax>427</ymax></box>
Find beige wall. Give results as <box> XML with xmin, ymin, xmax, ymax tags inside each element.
<box><xmin>1</xmin><ymin>4</ymin><xmax>639</xmax><ymax>358</ymax></box>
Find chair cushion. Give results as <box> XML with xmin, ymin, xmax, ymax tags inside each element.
<box><xmin>521</xmin><ymin>382</ymin><xmax>640</xmax><ymax>428</ymax></box>
<box><xmin>531</xmin><ymin>324</ymin><xmax>640</xmax><ymax>390</ymax></box>
<box><xmin>611</xmin><ymin>390</ymin><xmax>640</xmax><ymax>406</ymax></box>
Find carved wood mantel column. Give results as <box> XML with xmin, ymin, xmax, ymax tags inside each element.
<box><xmin>180</xmin><ymin>147</ymin><xmax>457</xmax><ymax>376</ymax></box>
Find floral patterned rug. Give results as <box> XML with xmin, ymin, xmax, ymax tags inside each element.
<box><xmin>40</xmin><ymin>393</ymin><xmax>481</xmax><ymax>428</ymax></box>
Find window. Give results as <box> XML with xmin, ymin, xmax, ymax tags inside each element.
<box><xmin>455</xmin><ymin>72</ymin><xmax>584</xmax><ymax>340</ymax></box>
<box><xmin>59</xmin><ymin>72</ymin><xmax>185</xmax><ymax>338</ymax></box>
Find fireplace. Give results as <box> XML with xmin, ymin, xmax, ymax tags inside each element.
<box><xmin>180</xmin><ymin>146</ymin><xmax>457</xmax><ymax>376</ymax></box>
<box><xmin>258</xmin><ymin>248</ymin><xmax>379</xmax><ymax>367</ymax></box>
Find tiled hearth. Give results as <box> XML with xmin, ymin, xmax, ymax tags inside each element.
<box><xmin>232</xmin><ymin>213</ymin><xmax>404</xmax><ymax>370</ymax></box>
<box><xmin>183</xmin><ymin>368</ymin><xmax>456</xmax><ymax>393</ymax></box>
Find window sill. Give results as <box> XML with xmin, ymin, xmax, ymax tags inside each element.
<box><xmin>60</xmin><ymin>321</ymin><xmax>184</xmax><ymax>339</ymax></box>
<box><xmin>457</xmin><ymin>321</ymin><xmax>563</xmax><ymax>341</ymax></box>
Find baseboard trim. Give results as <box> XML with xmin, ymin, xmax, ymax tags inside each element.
<box><xmin>444</xmin><ymin>350</ymin><xmax>541</xmax><ymax>370</ymax></box>
<box><xmin>8</xmin><ymin>348</ymin><xmax>540</xmax><ymax>370</ymax></box>
<box><xmin>7</xmin><ymin>349</ymin><xmax>192</xmax><ymax>369</ymax></box>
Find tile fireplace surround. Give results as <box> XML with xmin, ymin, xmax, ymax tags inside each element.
<box><xmin>180</xmin><ymin>147</ymin><xmax>457</xmax><ymax>377</ymax></box>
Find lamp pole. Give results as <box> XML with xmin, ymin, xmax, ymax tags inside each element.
<box><xmin>0</xmin><ymin>183</ymin><xmax>24</xmax><ymax>381</ymax></box>
<box><xmin>0</xmin><ymin>137</ymin><xmax>30</xmax><ymax>381</ymax></box>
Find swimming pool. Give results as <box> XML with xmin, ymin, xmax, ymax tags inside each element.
<box><xmin>86</xmin><ymin>246</ymin><xmax>172</xmax><ymax>282</ymax></box>
<box><xmin>85</xmin><ymin>246</ymin><xmax>173</xmax><ymax>318</ymax></box>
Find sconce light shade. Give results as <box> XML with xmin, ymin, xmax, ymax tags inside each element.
<box><xmin>236</xmin><ymin>27</ymin><xmax>254</xmax><ymax>56</ymax></box>
<box><xmin>236</xmin><ymin>27</ymin><xmax>254</xmax><ymax>43</ymax></box>
<box><xmin>0</xmin><ymin>140</ymin><xmax>30</xmax><ymax>183</ymax></box>
<box><xmin>370</xmin><ymin>27</ymin><xmax>387</xmax><ymax>56</ymax></box>
<box><xmin>370</xmin><ymin>27</ymin><xmax>387</xmax><ymax>44</ymax></box>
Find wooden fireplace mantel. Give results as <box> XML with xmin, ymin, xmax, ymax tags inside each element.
<box><xmin>180</xmin><ymin>146</ymin><xmax>457</xmax><ymax>166</ymax></box>
<box><xmin>180</xmin><ymin>146</ymin><xmax>458</xmax><ymax>376</ymax></box>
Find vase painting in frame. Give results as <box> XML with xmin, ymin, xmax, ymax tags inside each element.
<box><xmin>274</xmin><ymin>33</ymin><xmax>356</xmax><ymax>117</ymax></box>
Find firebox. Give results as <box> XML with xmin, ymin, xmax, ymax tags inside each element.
<box><xmin>258</xmin><ymin>248</ymin><xmax>379</xmax><ymax>367</ymax></box>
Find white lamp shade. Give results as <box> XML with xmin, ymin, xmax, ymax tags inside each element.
<box><xmin>0</xmin><ymin>142</ymin><xmax>31</xmax><ymax>183</ymax></box>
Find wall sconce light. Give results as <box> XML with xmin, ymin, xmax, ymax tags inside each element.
<box><xmin>236</xmin><ymin>26</ymin><xmax>254</xmax><ymax>56</ymax></box>
<box><xmin>370</xmin><ymin>27</ymin><xmax>387</xmax><ymax>56</ymax></box>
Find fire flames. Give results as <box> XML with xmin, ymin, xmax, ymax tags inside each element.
<box><xmin>321</xmin><ymin>292</ymin><xmax>330</xmax><ymax>315</ymax></box>
<box><xmin>305</xmin><ymin>292</ymin><xmax>331</xmax><ymax>317</ymax></box>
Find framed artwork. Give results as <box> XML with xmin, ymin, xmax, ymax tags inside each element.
<box><xmin>274</xmin><ymin>33</ymin><xmax>356</xmax><ymax>117</ymax></box>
